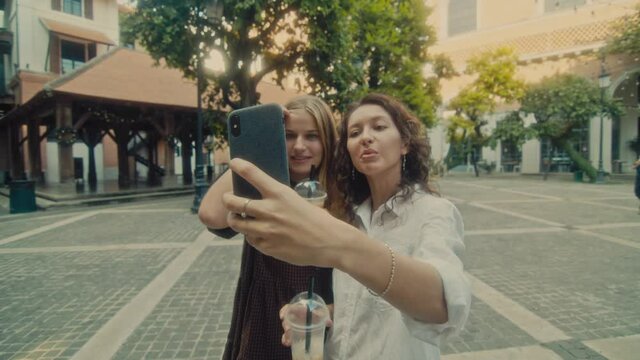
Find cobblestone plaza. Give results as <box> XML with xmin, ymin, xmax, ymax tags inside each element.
<box><xmin>0</xmin><ymin>175</ymin><xmax>638</xmax><ymax>360</ymax></box>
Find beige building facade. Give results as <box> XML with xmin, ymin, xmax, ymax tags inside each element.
<box><xmin>0</xmin><ymin>0</ymin><xmax>121</xmax><ymax>184</ymax></box>
<box><xmin>427</xmin><ymin>0</ymin><xmax>639</xmax><ymax>174</ymax></box>
<box><xmin>0</xmin><ymin>0</ymin><xmax>301</xmax><ymax>186</ymax></box>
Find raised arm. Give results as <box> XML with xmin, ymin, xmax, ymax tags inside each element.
<box><xmin>222</xmin><ymin>159</ymin><xmax>469</xmax><ymax>325</ymax></box>
<box><xmin>198</xmin><ymin>170</ymin><xmax>233</xmax><ymax>229</ymax></box>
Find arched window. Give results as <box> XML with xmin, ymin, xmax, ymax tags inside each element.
<box><xmin>448</xmin><ymin>0</ymin><xmax>477</xmax><ymax>37</ymax></box>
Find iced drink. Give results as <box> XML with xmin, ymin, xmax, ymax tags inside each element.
<box><xmin>294</xmin><ymin>180</ymin><xmax>327</xmax><ymax>207</ymax></box>
<box><xmin>285</xmin><ymin>292</ymin><xmax>329</xmax><ymax>360</ymax></box>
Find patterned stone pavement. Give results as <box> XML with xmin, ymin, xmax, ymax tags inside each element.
<box><xmin>0</xmin><ymin>175</ymin><xmax>638</xmax><ymax>360</ymax></box>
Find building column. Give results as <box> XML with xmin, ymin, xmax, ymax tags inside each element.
<box><xmin>8</xmin><ymin>121</ymin><xmax>25</xmax><ymax>180</ymax></box>
<box><xmin>56</xmin><ymin>100</ymin><xmax>74</xmax><ymax>183</ymax></box>
<box><xmin>81</xmin><ymin>125</ymin><xmax>102</xmax><ymax>190</ymax></box>
<box><xmin>114</xmin><ymin>125</ymin><xmax>132</xmax><ymax>188</ymax></box>
<box><xmin>146</xmin><ymin>131</ymin><xmax>160</xmax><ymax>186</ymax></box>
<box><xmin>27</xmin><ymin>118</ymin><xmax>44</xmax><ymax>183</ymax></box>
<box><xmin>163</xmin><ymin>112</ymin><xmax>176</xmax><ymax>176</ymax></box>
<box><xmin>180</xmin><ymin>133</ymin><xmax>193</xmax><ymax>185</ymax></box>
<box><xmin>0</xmin><ymin>124</ymin><xmax>9</xmax><ymax>181</ymax></box>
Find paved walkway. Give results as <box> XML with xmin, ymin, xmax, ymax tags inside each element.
<box><xmin>0</xmin><ymin>175</ymin><xmax>638</xmax><ymax>359</ymax></box>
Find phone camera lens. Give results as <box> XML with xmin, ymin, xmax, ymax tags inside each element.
<box><xmin>230</xmin><ymin>114</ymin><xmax>241</xmax><ymax>137</ymax></box>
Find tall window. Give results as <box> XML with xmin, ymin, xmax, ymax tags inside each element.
<box><xmin>545</xmin><ymin>0</ymin><xmax>587</xmax><ymax>13</ymax></box>
<box><xmin>63</xmin><ymin>0</ymin><xmax>82</xmax><ymax>16</ymax></box>
<box><xmin>448</xmin><ymin>0</ymin><xmax>477</xmax><ymax>37</ymax></box>
<box><xmin>60</xmin><ymin>40</ymin><xmax>85</xmax><ymax>74</ymax></box>
<box><xmin>611</xmin><ymin>117</ymin><xmax>620</xmax><ymax>161</ymax></box>
<box><xmin>52</xmin><ymin>0</ymin><xmax>92</xmax><ymax>19</ymax></box>
<box><xmin>501</xmin><ymin>140</ymin><xmax>522</xmax><ymax>172</ymax></box>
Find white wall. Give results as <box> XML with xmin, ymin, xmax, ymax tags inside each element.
<box><xmin>45</xmin><ymin>141</ymin><xmax>59</xmax><ymax>183</ymax></box>
<box><xmin>45</xmin><ymin>140</ymin><xmax>104</xmax><ymax>184</ymax></box>
<box><xmin>588</xmin><ymin>115</ymin><xmax>612</xmax><ymax>173</ymax></box>
<box><xmin>520</xmin><ymin>114</ymin><xmax>540</xmax><ymax>174</ymax></box>
<box><xmin>72</xmin><ymin>142</ymin><xmax>104</xmax><ymax>181</ymax></box>
<box><xmin>521</xmin><ymin>138</ymin><xmax>541</xmax><ymax>174</ymax></box>
<box><xmin>13</xmin><ymin>0</ymin><xmax>119</xmax><ymax>73</ymax></box>
<box><xmin>174</xmin><ymin>142</ymin><xmax>196</xmax><ymax>176</ymax></box>
<box><xmin>428</xmin><ymin>124</ymin><xmax>449</xmax><ymax>165</ymax></box>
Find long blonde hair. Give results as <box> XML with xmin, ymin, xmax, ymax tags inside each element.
<box><xmin>285</xmin><ymin>95</ymin><xmax>342</xmax><ymax>216</ymax></box>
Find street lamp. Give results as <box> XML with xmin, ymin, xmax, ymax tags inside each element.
<box><xmin>192</xmin><ymin>0</ymin><xmax>223</xmax><ymax>213</ymax></box>
<box><xmin>596</xmin><ymin>59</ymin><xmax>610</xmax><ymax>184</ymax></box>
<box><xmin>203</xmin><ymin>135</ymin><xmax>213</xmax><ymax>182</ymax></box>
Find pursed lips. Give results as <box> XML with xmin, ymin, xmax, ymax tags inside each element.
<box><xmin>360</xmin><ymin>149</ymin><xmax>378</xmax><ymax>160</ymax></box>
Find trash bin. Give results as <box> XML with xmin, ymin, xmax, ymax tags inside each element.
<box><xmin>9</xmin><ymin>180</ymin><xmax>37</xmax><ymax>214</ymax></box>
<box><xmin>573</xmin><ymin>170</ymin><xmax>583</xmax><ymax>183</ymax></box>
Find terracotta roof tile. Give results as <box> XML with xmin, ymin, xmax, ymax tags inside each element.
<box><xmin>40</xmin><ymin>18</ymin><xmax>116</xmax><ymax>45</ymax></box>
<box><xmin>49</xmin><ymin>47</ymin><xmax>301</xmax><ymax>109</ymax></box>
<box><xmin>51</xmin><ymin>48</ymin><xmax>198</xmax><ymax>108</ymax></box>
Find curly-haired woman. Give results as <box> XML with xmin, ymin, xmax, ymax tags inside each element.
<box><xmin>222</xmin><ymin>93</ymin><xmax>471</xmax><ymax>359</ymax></box>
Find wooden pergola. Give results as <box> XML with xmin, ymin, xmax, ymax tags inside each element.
<box><xmin>0</xmin><ymin>47</ymin><xmax>302</xmax><ymax>189</ymax></box>
<box><xmin>0</xmin><ymin>48</ymin><xmax>204</xmax><ymax>189</ymax></box>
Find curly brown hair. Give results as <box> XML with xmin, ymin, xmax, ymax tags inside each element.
<box><xmin>333</xmin><ymin>93</ymin><xmax>437</xmax><ymax>223</ymax></box>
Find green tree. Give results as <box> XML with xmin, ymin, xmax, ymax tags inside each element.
<box><xmin>131</xmin><ymin>0</ymin><xmax>352</xmax><ymax>109</ymax></box>
<box><xmin>488</xmin><ymin>111</ymin><xmax>535</xmax><ymax>149</ymax></box>
<box><xmin>606</xmin><ymin>3</ymin><xmax>640</xmax><ymax>55</ymax></box>
<box><xmin>520</xmin><ymin>74</ymin><xmax>624</xmax><ymax>182</ymax></box>
<box><xmin>119</xmin><ymin>10</ymin><xmax>137</xmax><ymax>48</ymax></box>
<box><xmin>304</xmin><ymin>0</ymin><xmax>447</xmax><ymax>127</ymax></box>
<box><xmin>128</xmin><ymin>0</ymin><xmax>446</xmax><ymax>131</ymax></box>
<box><xmin>446</xmin><ymin>47</ymin><xmax>525</xmax><ymax>176</ymax></box>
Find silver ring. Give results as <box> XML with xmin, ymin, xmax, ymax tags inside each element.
<box><xmin>240</xmin><ymin>199</ymin><xmax>252</xmax><ymax>219</ymax></box>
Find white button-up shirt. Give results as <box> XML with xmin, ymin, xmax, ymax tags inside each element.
<box><xmin>325</xmin><ymin>188</ymin><xmax>471</xmax><ymax>359</ymax></box>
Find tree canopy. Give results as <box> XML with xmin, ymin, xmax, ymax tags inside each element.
<box><xmin>305</xmin><ymin>0</ymin><xmax>445</xmax><ymax>126</ymax></box>
<box><xmin>445</xmin><ymin>46</ymin><xmax>525</xmax><ymax>175</ymax></box>
<box><xmin>520</xmin><ymin>74</ymin><xmax>624</xmax><ymax>181</ymax></box>
<box><xmin>126</xmin><ymin>0</ymin><xmax>445</xmax><ymax>128</ymax></box>
<box><xmin>606</xmin><ymin>3</ymin><xmax>640</xmax><ymax>56</ymax></box>
<box><xmin>131</xmin><ymin>0</ymin><xmax>336</xmax><ymax>109</ymax></box>
<box><xmin>488</xmin><ymin>111</ymin><xmax>535</xmax><ymax>150</ymax></box>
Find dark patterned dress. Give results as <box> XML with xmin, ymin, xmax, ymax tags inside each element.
<box><xmin>218</xmin><ymin>235</ymin><xmax>333</xmax><ymax>360</ymax></box>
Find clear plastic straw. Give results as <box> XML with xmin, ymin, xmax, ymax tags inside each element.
<box><xmin>305</xmin><ymin>276</ymin><xmax>315</xmax><ymax>353</ymax></box>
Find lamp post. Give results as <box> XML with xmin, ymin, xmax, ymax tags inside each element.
<box><xmin>191</xmin><ymin>0</ymin><xmax>223</xmax><ymax>213</ymax></box>
<box><xmin>596</xmin><ymin>59</ymin><xmax>610</xmax><ymax>184</ymax></box>
<box><xmin>204</xmin><ymin>135</ymin><xmax>213</xmax><ymax>182</ymax></box>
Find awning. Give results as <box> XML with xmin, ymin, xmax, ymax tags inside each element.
<box><xmin>40</xmin><ymin>18</ymin><xmax>116</xmax><ymax>46</ymax></box>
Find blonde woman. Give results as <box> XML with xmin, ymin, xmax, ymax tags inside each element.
<box><xmin>223</xmin><ymin>94</ymin><xmax>471</xmax><ymax>359</ymax></box>
<box><xmin>198</xmin><ymin>95</ymin><xmax>340</xmax><ymax>359</ymax></box>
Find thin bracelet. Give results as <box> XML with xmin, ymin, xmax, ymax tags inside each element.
<box><xmin>368</xmin><ymin>243</ymin><xmax>396</xmax><ymax>297</ymax></box>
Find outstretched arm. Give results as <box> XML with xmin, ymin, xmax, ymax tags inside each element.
<box><xmin>198</xmin><ymin>170</ymin><xmax>233</xmax><ymax>229</ymax></box>
<box><xmin>223</xmin><ymin>158</ymin><xmax>456</xmax><ymax>324</ymax></box>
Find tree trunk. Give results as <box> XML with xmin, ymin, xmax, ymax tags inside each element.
<box><xmin>180</xmin><ymin>135</ymin><xmax>193</xmax><ymax>185</ymax></box>
<box><xmin>472</xmin><ymin>125</ymin><xmax>482</xmax><ymax>177</ymax></box>
<box><xmin>471</xmin><ymin>144</ymin><xmax>479</xmax><ymax>177</ymax></box>
<box><xmin>556</xmin><ymin>138</ymin><xmax>597</xmax><ymax>181</ymax></box>
<box><xmin>115</xmin><ymin>128</ymin><xmax>132</xmax><ymax>188</ymax></box>
<box><xmin>543</xmin><ymin>138</ymin><xmax>552</xmax><ymax>181</ymax></box>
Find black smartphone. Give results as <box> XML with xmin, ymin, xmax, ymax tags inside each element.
<box><xmin>227</xmin><ymin>103</ymin><xmax>290</xmax><ymax>199</ymax></box>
